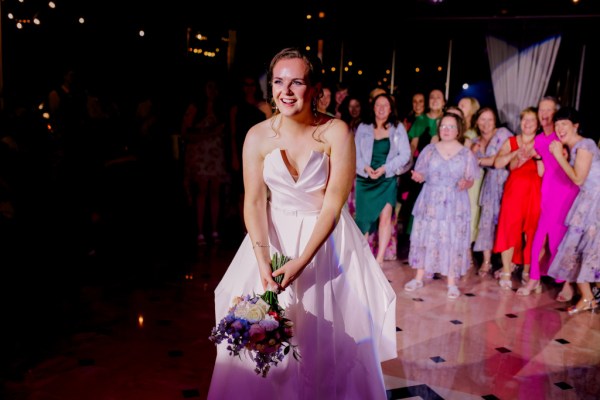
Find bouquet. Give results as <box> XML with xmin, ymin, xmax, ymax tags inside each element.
<box><xmin>209</xmin><ymin>253</ymin><xmax>301</xmax><ymax>377</ymax></box>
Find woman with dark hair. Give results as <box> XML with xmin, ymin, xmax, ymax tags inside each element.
<box><xmin>181</xmin><ymin>79</ymin><xmax>229</xmax><ymax>245</ymax></box>
<box><xmin>403</xmin><ymin>112</ymin><xmax>479</xmax><ymax>299</ymax></box>
<box><xmin>547</xmin><ymin>107</ymin><xmax>600</xmax><ymax>315</ymax></box>
<box><xmin>471</xmin><ymin>107</ymin><xmax>513</xmax><ymax>277</ymax></box>
<box><xmin>339</xmin><ymin>94</ymin><xmax>364</xmax><ymax>134</ymax></box>
<box><xmin>229</xmin><ymin>74</ymin><xmax>272</xmax><ymax>232</ymax></box>
<box><xmin>354</xmin><ymin>93</ymin><xmax>411</xmax><ymax>265</ymax></box>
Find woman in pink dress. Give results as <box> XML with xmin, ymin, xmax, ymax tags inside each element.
<box><xmin>520</xmin><ymin>97</ymin><xmax>579</xmax><ymax>296</ymax></box>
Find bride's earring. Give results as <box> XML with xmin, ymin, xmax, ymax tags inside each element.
<box><xmin>312</xmin><ymin>97</ymin><xmax>318</xmax><ymax>118</ymax></box>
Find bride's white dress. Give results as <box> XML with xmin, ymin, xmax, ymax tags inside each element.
<box><xmin>208</xmin><ymin>148</ymin><xmax>397</xmax><ymax>399</ymax></box>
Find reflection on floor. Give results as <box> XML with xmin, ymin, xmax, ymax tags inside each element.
<box><xmin>3</xmin><ymin>241</ymin><xmax>600</xmax><ymax>400</ymax></box>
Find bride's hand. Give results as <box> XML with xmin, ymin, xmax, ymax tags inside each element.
<box><xmin>272</xmin><ymin>259</ymin><xmax>306</xmax><ymax>290</ymax></box>
<box><xmin>259</xmin><ymin>263</ymin><xmax>278</xmax><ymax>292</ymax></box>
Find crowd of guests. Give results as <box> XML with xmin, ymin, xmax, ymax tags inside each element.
<box><xmin>396</xmin><ymin>93</ymin><xmax>599</xmax><ymax>316</ymax></box>
<box><xmin>308</xmin><ymin>83</ymin><xmax>599</xmax><ymax>315</ymax></box>
<box><xmin>2</xmin><ymin>65</ymin><xmax>599</xmax><ymax>317</ymax></box>
<box><xmin>133</xmin><ymin>74</ymin><xmax>600</xmax><ymax>316</ymax></box>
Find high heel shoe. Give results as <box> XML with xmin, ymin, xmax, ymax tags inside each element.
<box><xmin>516</xmin><ymin>280</ymin><xmax>542</xmax><ymax>296</ymax></box>
<box><xmin>499</xmin><ymin>272</ymin><xmax>513</xmax><ymax>290</ymax></box>
<box><xmin>494</xmin><ymin>263</ymin><xmax>517</xmax><ymax>280</ymax></box>
<box><xmin>567</xmin><ymin>298</ymin><xmax>599</xmax><ymax>316</ymax></box>
<box><xmin>478</xmin><ymin>261</ymin><xmax>492</xmax><ymax>278</ymax></box>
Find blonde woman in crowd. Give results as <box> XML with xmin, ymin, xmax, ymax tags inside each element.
<box><xmin>458</xmin><ymin>96</ymin><xmax>483</xmax><ymax>265</ymax></box>
<box><xmin>492</xmin><ymin>107</ymin><xmax>542</xmax><ymax>292</ymax></box>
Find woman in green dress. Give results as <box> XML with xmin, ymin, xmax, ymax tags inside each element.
<box><xmin>355</xmin><ymin>93</ymin><xmax>411</xmax><ymax>265</ymax></box>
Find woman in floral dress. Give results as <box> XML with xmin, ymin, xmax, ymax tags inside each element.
<box><xmin>403</xmin><ymin>113</ymin><xmax>479</xmax><ymax>299</ymax></box>
<box><xmin>471</xmin><ymin>107</ymin><xmax>513</xmax><ymax>276</ymax></box>
<box><xmin>547</xmin><ymin>107</ymin><xmax>600</xmax><ymax>315</ymax></box>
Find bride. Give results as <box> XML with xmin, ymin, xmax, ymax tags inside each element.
<box><xmin>207</xmin><ymin>47</ymin><xmax>397</xmax><ymax>399</ymax></box>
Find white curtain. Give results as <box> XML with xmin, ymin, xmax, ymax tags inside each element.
<box><xmin>486</xmin><ymin>35</ymin><xmax>561</xmax><ymax>132</ymax></box>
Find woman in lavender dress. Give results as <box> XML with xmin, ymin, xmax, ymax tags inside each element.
<box><xmin>471</xmin><ymin>107</ymin><xmax>513</xmax><ymax>277</ymax></box>
<box><xmin>547</xmin><ymin>107</ymin><xmax>600</xmax><ymax>315</ymax></box>
<box><xmin>403</xmin><ymin>113</ymin><xmax>479</xmax><ymax>299</ymax></box>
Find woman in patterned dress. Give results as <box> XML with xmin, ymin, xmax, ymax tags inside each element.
<box><xmin>547</xmin><ymin>107</ymin><xmax>600</xmax><ymax>315</ymax></box>
<box><xmin>403</xmin><ymin>113</ymin><xmax>479</xmax><ymax>299</ymax></box>
<box><xmin>182</xmin><ymin>79</ymin><xmax>229</xmax><ymax>245</ymax></box>
<box><xmin>471</xmin><ymin>107</ymin><xmax>513</xmax><ymax>277</ymax></box>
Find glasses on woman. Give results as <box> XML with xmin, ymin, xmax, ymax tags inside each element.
<box><xmin>439</xmin><ymin>124</ymin><xmax>457</xmax><ymax>130</ymax></box>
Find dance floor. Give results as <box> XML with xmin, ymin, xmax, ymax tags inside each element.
<box><xmin>4</xmin><ymin>240</ymin><xmax>600</xmax><ymax>400</ymax></box>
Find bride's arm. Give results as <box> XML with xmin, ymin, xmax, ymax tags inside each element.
<box><xmin>243</xmin><ymin>126</ymin><xmax>277</xmax><ymax>291</ymax></box>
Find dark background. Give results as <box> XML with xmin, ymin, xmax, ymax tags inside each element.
<box><xmin>1</xmin><ymin>0</ymin><xmax>599</xmax><ymax>390</ymax></box>
<box><xmin>2</xmin><ymin>0</ymin><xmax>599</xmax><ymax>134</ymax></box>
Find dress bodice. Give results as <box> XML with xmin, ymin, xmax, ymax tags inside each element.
<box><xmin>263</xmin><ymin>148</ymin><xmax>329</xmax><ymax>212</ymax></box>
<box><xmin>571</xmin><ymin>138</ymin><xmax>600</xmax><ymax>193</ymax></box>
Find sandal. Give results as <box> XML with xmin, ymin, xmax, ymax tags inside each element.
<box><xmin>478</xmin><ymin>260</ymin><xmax>492</xmax><ymax>278</ymax></box>
<box><xmin>494</xmin><ymin>263</ymin><xmax>518</xmax><ymax>280</ymax></box>
<box><xmin>404</xmin><ymin>278</ymin><xmax>424</xmax><ymax>292</ymax></box>
<box><xmin>498</xmin><ymin>272</ymin><xmax>513</xmax><ymax>290</ymax></box>
<box><xmin>447</xmin><ymin>285</ymin><xmax>460</xmax><ymax>300</ymax></box>
<box><xmin>556</xmin><ymin>284</ymin><xmax>574</xmax><ymax>303</ymax></box>
<box><xmin>567</xmin><ymin>297</ymin><xmax>599</xmax><ymax>316</ymax></box>
<box><xmin>516</xmin><ymin>280</ymin><xmax>542</xmax><ymax>296</ymax></box>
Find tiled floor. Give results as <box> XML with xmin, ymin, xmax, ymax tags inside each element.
<box><xmin>3</xmin><ymin>239</ymin><xmax>600</xmax><ymax>400</ymax></box>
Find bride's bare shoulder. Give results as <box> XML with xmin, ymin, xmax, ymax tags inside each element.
<box><xmin>245</xmin><ymin>118</ymin><xmax>275</xmax><ymax>140</ymax></box>
<box><xmin>319</xmin><ymin>117</ymin><xmax>351</xmax><ymax>142</ymax></box>
<box><xmin>244</xmin><ymin>117</ymin><xmax>278</xmax><ymax>157</ymax></box>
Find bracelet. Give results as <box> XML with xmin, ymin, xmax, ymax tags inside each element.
<box><xmin>532</xmin><ymin>156</ymin><xmax>542</xmax><ymax>161</ymax></box>
<box><xmin>252</xmin><ymin>241</ymin><xmax>270</xmax><ymax>249</ymax></box>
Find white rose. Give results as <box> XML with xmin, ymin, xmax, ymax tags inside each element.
<box><xmin>244</xmin><ymin>303</ymin><xmax>268</xmax><ymax>323</ymax></box>
<box><xmin>233</xmin><ymin>301</ymin><xmax>251</xmax><ymax>319</ymax></box>
<box><xmin>233</xmin><ymin>298</ymin><xmax>271</xmax><ymax>322</ymax></box>
<box><xmin>255</xmin><ymin>298</ymin><xmax>270</xmax><ymax>313</ymax></box>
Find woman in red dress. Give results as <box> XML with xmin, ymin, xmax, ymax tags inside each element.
<box><xmin>493</xmin><ymin>107</ymin><xmax>543</xmax><ymax>291</ymax></box>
